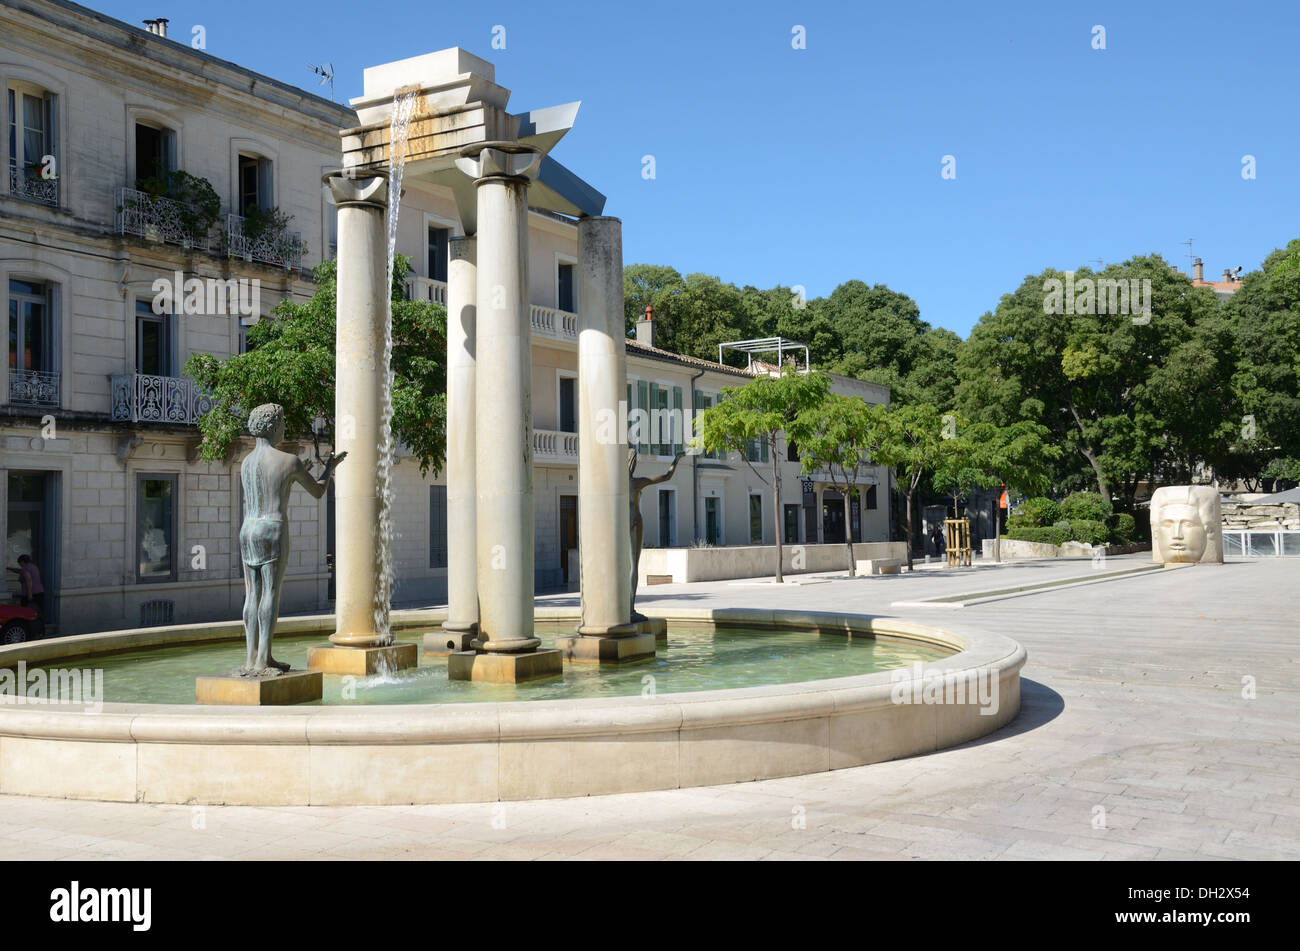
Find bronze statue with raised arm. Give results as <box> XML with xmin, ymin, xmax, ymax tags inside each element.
<box><xmin>237</xmin><ymin>404</ymin><xmax>345</xmax><ymax>677</ymax></box>
<box><xmin>629</xmin><ymin>449</ymin><xmax>684</xmax><ymax>620</ymax></box>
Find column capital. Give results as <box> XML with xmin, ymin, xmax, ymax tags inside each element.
<box><xmin>324</xmin><ymin>172</ymin><xmax>388</xmax><ymax>209</ymax></box>
<box><xmin>454</xmin><ymin>143</ymin><xmax>542</xmax><ymax>185</ymax></box>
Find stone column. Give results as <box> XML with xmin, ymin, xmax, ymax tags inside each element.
<box><xmin>429</xmin><ymin>235</ymin><xmax>479</xmax><ymax>654</ymax></box>
<box><xmin>560</xmin><ymin>216</ymin><xmax>655</xmax><ymax>661</ymax></box>
<box><xmin>308</xmin><ymin>173</ymin><xmax>417</xmax><ymax>676</ymax></box>
<box><xmin>446</xmin><ymin>144</ymin><xmax>560</xmax><ymax>683</ymax></box>
<box><xmin>328</xmin><ymin>174</ymin><xmax>388</xmax><ymax>648</ymax></box>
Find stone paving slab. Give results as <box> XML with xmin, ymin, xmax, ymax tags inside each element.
<box><xmin>2</xmin><ymin>555</ymin><xmax>1297</xmax><ymax>860</ymax></box>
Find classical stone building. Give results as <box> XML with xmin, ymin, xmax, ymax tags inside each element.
<box><xmin>1</xmin><ymin>0</ymin><xmax>891</xmax><ymax>634</ymax></box>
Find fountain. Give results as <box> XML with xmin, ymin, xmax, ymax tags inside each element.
<box><xmin>0</xmin><ymin>48</ymin><xmax>1025</xmax><ymax>805</ymax></box>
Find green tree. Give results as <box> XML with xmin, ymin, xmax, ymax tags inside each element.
<box><xmin>186</xmin><ymin>256</ymin><xmax>448</xmax><ymax>474</ymax></box>
<box><xmin>870</xmin><ymin>402</ymin><xmax>951</xmax><ymax>570</ymax></box>
<box><xmin>1224</xmin><ymin>240</ymin><xmax>1300</xmax><ymax>489</ymax></box>
<box><xmin>694</xmin><ymin>368</ymin><xmax>831</xmax><ymax>582</ymax></box>
<box><xmin>788</xmin><ymin>395</ymin><xmax>889</xmax><ymax>575</ymax></box>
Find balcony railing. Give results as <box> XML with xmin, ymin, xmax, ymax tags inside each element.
<box><xmin>225</xmin><ymin>213</ymin><xmax>304</xmax><ymax>271</ymax></box>
<box><xmin>110</xmin><ymin>373</ymin><xmax>215</xmax><ymax>425</ymax></box>
<box><xmin>531</xmin><ymin>304</ymin><xmax>577</xmax><ymax>342</ymax></box>
<box><xmin>115</xmin><ymin>186</ymin><xmax>215</xmax><ymax>252</ymax></box>
<box><xmin>8</xmin><ymin>369</ymin><xmax>60</xmax><ymax>406</ymax></box>
<box><xmin>7</xmin><ymin>164</ymin><xmax>58</xmax><ymax>207</ymax></box>
<box><xmin>534</xmin><ymin>428</ymin><xmax>579</xmax><ymax>464</ymax></box>
<box><xmin>405</xmin><ymin>276</ymin><xmax>448</xmax><ymax>305</ymax></box>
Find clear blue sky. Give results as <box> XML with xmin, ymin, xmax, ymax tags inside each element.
<box><xmin>97</xmin><ymin>0</ymin><xmax>1298</xmax><ymax>337</ymax></box>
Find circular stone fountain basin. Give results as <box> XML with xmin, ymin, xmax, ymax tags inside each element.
<box><xmin>0</xmin><ymin>606</ymin><xmax>1025</xmax><ymax>806</ymax></box>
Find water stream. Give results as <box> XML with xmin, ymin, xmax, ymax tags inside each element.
<box><xmin>372</xmin><ymin>89</ymin><xmax>419</xmax><ymax>648</ymax></box>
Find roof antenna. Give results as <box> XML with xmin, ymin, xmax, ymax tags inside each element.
<box><xmin>309</xmin><ymin>62</ymin><xmax>335</xmax><ymax>102</ymax></box>
<box><xmin>1181</xmin><ymin>238</ymin><xmax>1195</xmax><ymax>275</ymax></box>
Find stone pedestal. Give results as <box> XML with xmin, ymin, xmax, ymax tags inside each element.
<box><xmin>327</xmin><ymin>174</ymin><xmax>391</xmax><ymax>648</ymax></box>
<box><xmin>447</xmin><ymin>648</ymin><xmax>563</xmax><ymax>683</ymax></box>
<box><xmin>443</xmin><ymin>235</ymin><xmax>479</xmax><ymax>643</ymax></box>
<box><xmin>196</xmin><ymin>670</ymin><xmax>322</xmax><ymax>706</ymax></box>
<box><xmin>307</xmin><ymin>642</ymin><xmax>419</xmax><ymax>676</ymax></box>
<box><xmin>560</xmin><ymin>616</ymin><xmax>664</xmax><ymax>663</ymax></box>
<box><xmin>424</xmin><ymin>630</ymin><xmax>476</xmax><ymax>655</ymax></box>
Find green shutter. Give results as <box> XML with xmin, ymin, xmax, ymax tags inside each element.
<box><xmin>671</xmin><ymin>385</ymin><xmax>683</xmax><ymax>456</ymax></box>
<box><xmin>636</xmin><ymin>380</ymin><xmax>649</xmax><ymax>456</ymax></box>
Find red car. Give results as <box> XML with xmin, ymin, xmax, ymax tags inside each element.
<box><xmin>1</xmin><ymin>604</ymin><xmax>40</xmax><ymax>644</ymax></box>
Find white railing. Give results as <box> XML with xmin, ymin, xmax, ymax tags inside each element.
<box><xmin>405</xmin><ymin>276</ymin><xmax>448</xmax><ymax>305</ymax></box>
<box><xmin>225</xmin><ymin>213</ymin><xmax>304</xmax><ymax>271</ymax></box>
<box><xmin>110</xmin><ymin>373</ymin><xmax>215</xmax><ymax>424</ymax></box>
<box><xmin>115</xmin><ymin>186</ymin><xmax>214</xmax><ymax>251</ymax></box>
<box><xmin>530</xmin><ymin>304</ymin><xmax>578</xmax><ymax>342</ymax></box>
<box><xmin>534</xmin><ymin>428</ymin><xmax>579</xmax><ymax>464</ymax></box>
<box><xmin>8</xmin><ymin>164</ymin><xmax>58</xmax><ymax>206</ymax></box>
<box><xmin>1223</xmin><ymin>530</ymin><xmax>1300</xmax><ymax>557</ymax></box>
<box><xmin>8</xmin><ymin>369</ymin><xmax>60</xmax><ymax>406</ymax></box>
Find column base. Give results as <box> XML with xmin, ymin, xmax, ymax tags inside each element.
<box><xmin>307</xmin><ymin>643</ymin><xmax>419</xmax><ymax>675</ymax></box>
<box><xmin>424</xmin><ymin>628</ymin><xmax>477</xmax><ymax>655</ymax></box>
<box><xmin>447</xmin><ymin>649</ymin><xmax>563</xmax><ymax>684</ymax></box>
<box><xmin>557</xmin><ymin>631</ymin><xmax>656</xmax><ymax>664</ymax></box>
<box><xmin>196</xmin><ymin>670</ymin><xmax>322</xmax><ymax>706</ymax></box>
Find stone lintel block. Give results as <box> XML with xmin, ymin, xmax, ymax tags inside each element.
<box><xmin>447</xmin><ymin>649</ymin><xmax>563</xmax><ymax>683</ymax></box>
<box><xmin>196</xmin><ymin>670</ymin><xmax>323</xmax><ymax>706</ymax></box>
<box><xmin>424</xmin><ymin>629</ymin><xmax>477</xmax><ymax>655</ymax></box>
<box><xmin>306</xmin><ymin>643</ymin><xmax>419</xmax><ymax>675</ymax></box>
<box><xmin>556</xmin><ymin>632</ymin><xmax>656</xmax><ymax>665</ymax></box>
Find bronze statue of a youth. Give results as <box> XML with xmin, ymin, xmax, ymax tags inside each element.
<box><xmin>237</xmin><ymin>403</ymin><xmax>345</xmax><ymax>676</ymax></box>
<box><xmin>629</xmin><ymin>449</ymin><xmax>684</xmax><ymax>620</ymax></box>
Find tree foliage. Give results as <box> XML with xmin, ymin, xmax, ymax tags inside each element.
<box><xmin>186</xmin><ymin>256</ymin><xmax>448</xmax><ymax>475</ymax></box>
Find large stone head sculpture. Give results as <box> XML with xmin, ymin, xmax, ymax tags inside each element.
<box><xmin>247</xmin><ymin>403</ymin><xmax>286</xmax><ymax>445</ymax></box>
<box><xmin>1150</xmin><ymin>485</ymin><xmax>1223</xmax><ymax>565</ymax></box>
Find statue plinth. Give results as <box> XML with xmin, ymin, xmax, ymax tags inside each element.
<box><xmin>424</xmin><ymin>628</ymin><xmax>476</xmax><ymax>655</ymax></box>
<box><xmin>447</xmin><ymin>648</ymin><xmax>562</xmax><ymax>684</ymax></box>
<box><xmin>307</xmin><ymin>642</ymin><xmax>419</xmax><ymax>676</ymax></box>
<box><xmin>196</xmin><ymin>670</ymin><xmax>322</xmax><ymax>706</ymax></box>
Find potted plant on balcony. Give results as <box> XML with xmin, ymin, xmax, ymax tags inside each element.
<box><xmin>119</xmin><ymin>170</ymin><xmax>220</xmax><ymax>247</ymax></box>
<box><xmin>238</xmin><ymin>206</ymin><xmax>307</xmax><ymax>267</ymax></box>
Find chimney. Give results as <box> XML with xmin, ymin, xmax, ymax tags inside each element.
<box><xmin>143</xmin><ymin>18</ymin><xmax>169</xmax><ymax>37</ymax></box>
<box><xmin>636</xmin><ymin>304</ymin><xmax>655</xmax><ymax>347</ymax></box>
<box><xmin>1192</xmin><ymin>257</ymin><xmax>1204</xmax><ymax>281</ymax></box>
<box><xmin>1223</xmin><ymin>268</ymin><xmax>1234</xmax><ymax>282</ymax></box>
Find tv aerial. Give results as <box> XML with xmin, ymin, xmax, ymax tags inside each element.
<box><xmin>309</xmin><ymin>62</ymin><xmax>335</xmax><ymax>101</ymax></box>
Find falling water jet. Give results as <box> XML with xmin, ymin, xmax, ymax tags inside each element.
<box><xmin>372</xmin><ymin>88</ymin><xmax>418</xmax><ymax>645</ymax></box>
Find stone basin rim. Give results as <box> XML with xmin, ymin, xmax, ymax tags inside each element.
<box><xmin>0</xmin><ymin>607</ymin><xmax>1024</xmax><ymax>746</ymax></box>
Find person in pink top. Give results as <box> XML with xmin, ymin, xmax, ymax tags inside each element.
<box><xmin>16</xmin><ymin>554</ymin><xmax>44</xmax><ymax>618</ymax></box>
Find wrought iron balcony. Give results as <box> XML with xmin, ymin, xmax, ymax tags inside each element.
<box><xmin>225</xmin><ymin>213</ymin><xmax>304</xmax><ymax>271</ymax></box>
<box><xmin>110</xmin><ymin>373</ymin><xmax>215</xmax><ymax>425</ymax></box>
<box><xmin>530</xmin><ymin>304</ymin><xmax>577</xmax><ymax>342</ymax></box>
<box><xmin>8</xmin><ymin>369</ymin><xmax>60</xmax><ymax>406</ymax></box>
<box><xmin>7</xmin><ymin>164</ymin><xmax>58</xmax><ymax>207</ymax></box>
<box><xmin>115</xmin><ymin>186</ymin><xmax>215</xmax><ymax>252</ymax></box>
<box><xmin>534</xmin><ymin>428</ymin><xmax>578</xmax><ymax>464</ymax></box>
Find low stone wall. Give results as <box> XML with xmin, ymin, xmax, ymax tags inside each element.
<box><xmin>1222</xmin><ymin>500</ymin><xmax>1300</xmax><ymax>532</ymax></box>
<box><xmin>638</xmin><ymin>541</ymin><xmax>908</xmax><ymax>584</ymax></box>
<box><xmin>981</xmin><ymin>538</ymin><xmax>1150</xmax><ymax>560</ymax></box>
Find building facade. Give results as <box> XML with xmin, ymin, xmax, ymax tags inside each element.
<box><xmin>1</xmin><ymin>0</ymin><xmax>891</xmax><ymax>635</ymax></box>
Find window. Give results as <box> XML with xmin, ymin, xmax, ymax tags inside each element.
<box><xmin>694</xmin><ymin>391</ymin><xmax>718</xmax><ymax>459</ymax></box>
<box><xmin>134</xmin><ymin>122</ymin><xmax>174</xmax><ymax>186</ymax></box>
<box><xmin>787</xmin><ymin>438</ymin><xmax>799</xmax><ymax>463</ymax></box>
<box><xmin>749</xmin><ymin>494</ymin><xmax>764</xmax><ymax>544</ymax></box>
<box><xmin>238</xmin><ymin>154</ymin><xmax>272</xmax><ymax>214</ymax></box>
<box><xmin>784</xmin><ymin>504</ymin><xmax>800</xmax><ymax>544</ymax></box>
<box><xmin>746</xmin><ymin>436</ymin><xmax>769</xmax><ymax>464</ymax></box>
<box><xmin>429</xmin><ymin>486</ymin><xmax>447</xmax><ymax>569</ymax></box>
<box><xmin>557</xmin><ymin>262</ymin><xmax>575</xmax><ymax>312</ymax></box>
<box><xmin>558</xmin><ymin>375</ymin><xmax>576</xmax><ymax>433</ymax></box>
<box><xmin>658</xmin><ymin>488</ymin><xmax>676</xmax><ymax>547</ymax></box>
<box><xmin>427</xmin><ymin>226</ymin><xmax>449</xmax><ymax>282</ymax></box>
<box><xmin>704</xmin><ymin>496</ymin><xmax>721</xmax><ymax>545</ymax></box>
<box><xmin>7</xmin><ymin>85</ymin><xmax>58</xmax><ymax>205</ymax></box>
<box><xmin>8</xmin><ymin>279</ymin><xmax>58</xmax><ymax>405</ymax></box>
<box><xmin>136</xmin><ymin>299</ymin><xmax>172</xmax><ymax>376</ymax></box>
<box><xmin>864</xmin><ymin>485</ymin><xmax>877</xmax><ymax>510</ymax></box>
<box><xmin>137</xmin><ymin>474</ymin><xmax>177</xmax><ymax>582</ymax></box>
